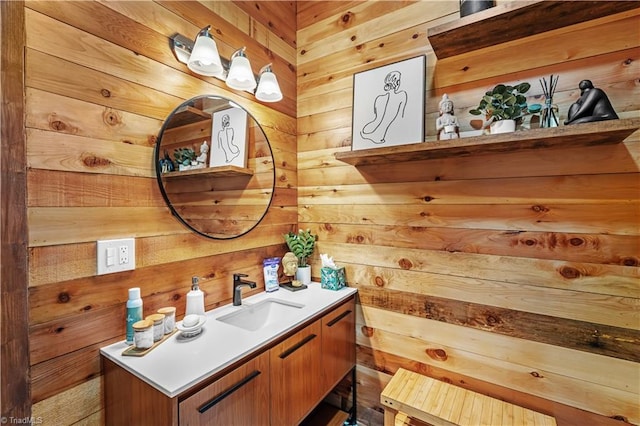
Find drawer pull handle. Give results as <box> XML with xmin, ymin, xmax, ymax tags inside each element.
<box><xmin>279</xmin><ymin>334</ymin><xmax>317</xmax><ymax>359</ymax></box>
<box><xmin>197</xmin><ymin>370</ymin><xmax>261</xmax><ymax>414</ymax></box>
<box><xmin>326</xmin><ymin>310</ymin><xmax>352</xmax><ymax>327</ymax></box>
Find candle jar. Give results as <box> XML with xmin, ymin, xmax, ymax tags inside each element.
<box><xmin>158</xmin><ymin>307</ymin><xmax>176</xmax><ymax>334</ymax></box>
<box><xmin>459</xmin><ymin>0</ymin><xmax>494</xmax><ymax>17</ymax></box>
<box><xmin>132</xmin><ymin>319</ymin><xmax>154</xmax><ymax>349</ymax></box>
<box><xmin>146</xmin><ymin>313</ymin><xmax>165</xmax><ymax>342</ymax></box>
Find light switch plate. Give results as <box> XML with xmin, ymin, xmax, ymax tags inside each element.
<box><xmin>97</xmin><ymin>238</ymin><xmax>135</xmax><ymax>275</ymax></box>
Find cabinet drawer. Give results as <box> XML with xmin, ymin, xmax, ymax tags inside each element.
<box><xmin>179</xmin><ymin>351</ymin><xmax>270</xmax><ymax>426</ymax></box>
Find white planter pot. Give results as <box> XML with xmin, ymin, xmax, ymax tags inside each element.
<box><xmin>490</xmin><ymin>119</ymin><xmax>516</xmax><ymax>134</ymax></box>
<box><xmin>295</xmin><ymin>266</ymin><xmax>311</xmax><ymax>285</ymax></box>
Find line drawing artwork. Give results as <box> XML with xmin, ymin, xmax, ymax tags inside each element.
<box><xmin>210</xmin><ymin>107</ymin><xmax>248</xmax><ymax>168</ymax></box>
<box><xmin>360</xmin><ymin>70</ymin><xmax>408</xmax><ymax>144</ymax></box>
<box><xmin>217</xmin><ymin>113</ymin><xmax>240</xmax><ymax>163</ymax></box>
<box><xmin>352</xmin><ymin>55</ymin><xmax>425</xmax><ymax>151</ymax></box>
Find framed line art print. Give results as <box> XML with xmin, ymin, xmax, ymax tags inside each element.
<box><xmin>210</xmin><ymin>106</ymin><xmax>249</xmax><ymax>168</ymax></box>
<box><xmin>351</xmin><ymin>55</ymin><xmax>426</xmax><ymax>151</ymax></box>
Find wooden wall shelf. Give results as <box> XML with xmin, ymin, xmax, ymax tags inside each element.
<box><xmin>335</xmin><ymin>118</ymin><xmax>639</xmax><ymax>167</ymax></box>
<box><xmin>162</xmin><ymin>165</ymin><xmax>253</xmax><ymax>179</ymax></box>
<box><xmin>427</xmin><ymin>1</ymin><xmax>640</xmax><ymax>59</ymax></box>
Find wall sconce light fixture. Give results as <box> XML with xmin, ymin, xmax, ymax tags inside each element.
<box><xmin>171</xmin><ymin>26</ymin><xmax>283</xmax><ymax>103</ymax></box>
<box><xmin>256</xmin><ymin>64</ymin><xmax>283</xmax><ymax>102</ymax></box>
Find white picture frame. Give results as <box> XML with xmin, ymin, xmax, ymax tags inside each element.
<box><xmin>351</xmin><ymin>55</ymin><xmax>426</xmax><ymax>151</ymax></box>
<box><xmin>210</xmin><ymin>107</ymin><xmax>249</xmax><ymax>168</ymax></box>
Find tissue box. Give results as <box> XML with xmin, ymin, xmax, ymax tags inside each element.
<box><xmin>321</xmin><ymin>267</ymin><xmax>346</xmax><ymax>290</ymax></box>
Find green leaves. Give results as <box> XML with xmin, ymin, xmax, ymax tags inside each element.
<box><xmin>283</xmin><ymin>229</ymin><xmax>316</xmax><ymax>267</ymax></box>
<box><xmin>173</xmin><ymin>147</ymin><xmax>196</xmax><ymax>166</ymax></box>
<box><xmin>469</xmin><ymin>82</ymin><xmax>531</xmax><ymax>121</ymax></box>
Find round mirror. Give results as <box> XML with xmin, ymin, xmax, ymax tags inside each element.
<box><xmin>154</xmin><ymin>95</ymin><xmax>275</xmax><ymax>239</ymax></box>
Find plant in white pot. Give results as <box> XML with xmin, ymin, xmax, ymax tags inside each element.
<box><xmin>469</xmin><ymin>82</ymin><xmax>531</xmax><ymax>134</ymax></box>
<box><xmin>283</xmin><ymin>229</ymin><xmax>316</xmax><ymax>285</ymax></box>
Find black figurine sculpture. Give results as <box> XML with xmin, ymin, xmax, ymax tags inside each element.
<box><xmin>565</xmin><ymin>80</ymin><xmax>619</xmax><ymax>125</ymax></box>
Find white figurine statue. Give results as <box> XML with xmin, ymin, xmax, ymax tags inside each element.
<box><xmin>196</xmin><ymin>140</ymin><xmax>209</xmax><ymax>164</ymax></box>
<box><xmin>436</xmin><ymin>94</ymin><xmax>460</xmax><ymax>140</ymax></box>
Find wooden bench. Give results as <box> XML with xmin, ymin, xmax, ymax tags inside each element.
<box><xmin>381</xmin><ymin>368</ymin><xmax>557</xmax><ymax>426</ymax></box>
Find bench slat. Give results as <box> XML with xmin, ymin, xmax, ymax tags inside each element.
<box><xmin>381</xmin><ymin>368</ymin><xmax>557</xmax><ymax>426</ymax></box>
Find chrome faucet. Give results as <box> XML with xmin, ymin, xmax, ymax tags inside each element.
<box><xmin>233</xmin><ymin>273</ymin><xmax>256</xmax><ymax>306</ymax></box>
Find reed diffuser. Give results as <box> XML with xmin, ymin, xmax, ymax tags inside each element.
<box><xmin>539</xmin><ymin>75</ymin><xmax>559</xmax><ymax>128</ymax></box>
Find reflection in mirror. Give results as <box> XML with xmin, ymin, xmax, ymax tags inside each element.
<box><xmin>155</xmin><ymin>95</ymin><xmax>275</xmax><ymax>239</ymax></box>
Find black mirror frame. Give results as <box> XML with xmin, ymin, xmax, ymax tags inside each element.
<box><xmin>154</xmin><ymin>95</ymin><xmax>276</xmax><ymax>240</ymax></box>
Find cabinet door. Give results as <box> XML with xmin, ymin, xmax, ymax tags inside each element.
<box><xmin>179</xmin><ymin>351</ymin><xmax>270</xmax><ymax>426</ymax></box>
<box><xmin>322</xmin><ymin>298</ymin><xmax>356</xmax><ymax>392</ymax></box>
<box><xmin>270</xmin><ymin>319</ymin><xmax>323</xmax><ymax>425</ymax></box>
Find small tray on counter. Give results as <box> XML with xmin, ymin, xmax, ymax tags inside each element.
<box><xmin>280</xmin><ymin>282</ymin><xmax>308</xmax><ymax>292</ymax></box>
<box><xmin>122</xmin><ymin>329</ymin><xmax>177</xmax><ymax>357</ymax></box>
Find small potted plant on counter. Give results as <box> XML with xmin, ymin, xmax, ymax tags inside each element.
<box><xmin>283</xmin><ymin>229</ymin><xmax>316</xmax><ymax>285</ymax></box>
<box><xmin>469</xmin><ymin>82</ymin><xmax>531</xmax><ymax>134</ymax></box>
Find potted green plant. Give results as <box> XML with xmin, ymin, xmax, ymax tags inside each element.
<box><xmin>283</xmin><ymin>229</ymin><xmax>316</xmax><ymax>285</ymax></box>
<box><xmin>469</xmin><ymin>82</ymin><xmax>531</xmax><ymax>134</ymax></box>
<box><xmin>174</xmin><ymin>147</ymin><xmax>196</xmax><ymax>171</ymax></box>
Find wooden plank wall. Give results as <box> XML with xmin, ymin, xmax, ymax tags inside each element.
<box><xmin>16</xmin><ymin>1</ymin><xmax>297</xmax><ymax>423</ymax></box>
<box><xmin>297</xmin><ymin>2</ymin><xmax>640</xmax><ymax>425</ymax></box>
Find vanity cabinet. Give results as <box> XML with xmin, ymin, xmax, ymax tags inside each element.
<box><xmin>103</xmin><ymin>294</ymin><xmax>356</xmax><ymax>426</ymax></box>
<box><xmin>270</xmin><ymin>319</ymin><xmax>323</xmax><ymax>425</ymax></box>
<box><xmin>321</xmin><ymin>299</ymin><xmax>356</xmax><ymax>392</ymax></box>
<box><xmin>179</xmin><ymin>351</ymin><xmax>270</xmax><ymax>426</ymax></box>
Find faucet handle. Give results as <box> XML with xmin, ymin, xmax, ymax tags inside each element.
<box><xmin>233</xmin><ymin>273</ymin><xmax>248</xmax><ymax>282</ymax></box>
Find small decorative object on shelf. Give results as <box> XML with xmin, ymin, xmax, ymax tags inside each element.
<box><xmin>159</xmin><ymin>150</ymin><xmax>175</xmax><ymax>174</ymax></box>
<box><xmin>539</xmin><ymin>75</ymin><xmax>559</xmax><ymax>128</ymax></box>
<box><xmin>195</xmin><ymin>140</ymin><xmax>209</xmax><ymax>165</ymax></box>
<box><xmin>469</xmin><ymin>82</ymin><xmax>531</xmax><ymax>134</ymax></box>
<box><xmin>565</xmin><ymin>79</ymin><xmax>619</xmax><ymax>125</ymax></box>
<box><xmin>436</xmin><ymin>94</ymin><xmax>460</xmax><ymax>140</ymax></box>
<box><xmin>174</xmin><ymin>147</ymin><xmax>197</xmax><ymax>171</ymax></box>
<box><xmin>527</xmin><ymin>103</ymin><xmax>542</xmax><ymax>129</ymax></box>
<box><xmin>459</xmin><ymin>0</ymin><xmax>494</xmax><ymax>17</ymax></box>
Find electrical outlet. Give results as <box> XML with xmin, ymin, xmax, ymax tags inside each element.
<box><xmin>119</xmin><ymin>245</ymin><xmax>129</xmax><ymax>265</ymax></box>
<box><xmin>97</xmin><ymin>238</ymin><xmax>135</xmax><ymax>275</ymax></box>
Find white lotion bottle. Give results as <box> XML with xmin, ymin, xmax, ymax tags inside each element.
<box><xmin>126</xmin><ymin>287</ymin><xmax>143</xmax><ymax>345</ymax></box>
<box><xmin>185</xmin><ymin>276</ymin><xmax>205</xmax><ymax>316</ymax></box>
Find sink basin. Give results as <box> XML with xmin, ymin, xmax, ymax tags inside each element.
<box><xmin>216</xmin><ymin>298</ymin><xmax>305</xmax><ymax>331</ymax></box>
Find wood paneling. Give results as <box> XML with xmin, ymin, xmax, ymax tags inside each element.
<box><xmin>297</xmin><ymin>2</ymin><xmax>639</xmax><ymax>425</ymax></box>
<box><xmin>1</xmin><ymin>0</ymin><xmax>31</xmax><ymax>420</ymax></box>
<box><xmin>6</xmin><ymin>1</ymin><xmax>640</xmax><ymax>424</ymax></box>
<box><xmin>16</xmin><ymin>1</ymin><xmax>297</xmax><ymax>422</ymax></box>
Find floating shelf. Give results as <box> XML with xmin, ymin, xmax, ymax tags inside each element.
<box><xmin>427</xmin><ymin>1</ymin><xmax>640</xmax><ymax>59</ymax></box>
<box><xmin>335</xmin><ymin>118</ymin><xmax>640</xmax><ymax>167</ymax></box>
<box><xmin>165</xmin><ymin>106</ymin><xmax>211</xmax><ymax>129</ymax></box>
<box><xmin>162</xmin><ymin>165</ymin><xmax>253</xmax><ymax>179</ymax></box>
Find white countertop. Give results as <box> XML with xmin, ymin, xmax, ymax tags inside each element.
<box><xmin>100</xmin><ymin>283</ymin><xmax>357</xmax><ymax>398</ymax></box>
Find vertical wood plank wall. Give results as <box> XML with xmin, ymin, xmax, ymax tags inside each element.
<box><xmin>297</xmin><ymin>2</ymin><xmax>639</xmax><ymax>425</ymax></box>
<box><xmin>17</xmin><ymin>1</ymin><xmax>297</xmax><ymax>423</ymax></box>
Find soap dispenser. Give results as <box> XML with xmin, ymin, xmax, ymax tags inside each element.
<box><xmin>185</xmin><ymin>276</ymin><xmax>205</xmax><ymax>316</ymax></box>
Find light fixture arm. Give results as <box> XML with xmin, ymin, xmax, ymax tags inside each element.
<box><xmin>259</xmin><ymin>63</ymin><xmax>274</xmax><ymax>74</ymax></box>
<box><xmin>230</xmin><ymin>47</ymin><xmax>248</xmax><ymax>60</ymax></box>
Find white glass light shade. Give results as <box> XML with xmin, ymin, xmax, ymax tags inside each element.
<box><xmin>187</xmin><ymin>33</ymin><xmax>223</xmax><ymax>77</ymax></box>
<box><xmin>255</xmin><ymin>71</ymin><xmax>283</xmax><ymax>102</ymax></box>
<box><xmin>226</xmin><ymin>54</ymin><xmax>257</xmax><ymax>91</ymax></box>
